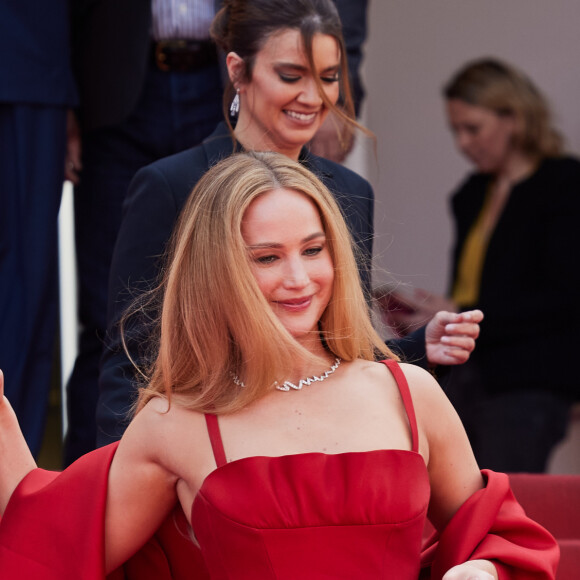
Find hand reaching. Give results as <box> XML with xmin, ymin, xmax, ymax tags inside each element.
<box><xmin>0</xmin><ymin>370</ymin><xmax>37</xmax><ymax>514</ymax></box>
<box><xmin>425</xmin><ymin>309</ymin><xmax>484</xmax><ymax>366</ymax></box>
<box><xmin>443</xmin><ymin>559</ymin><xmax>498</xmax><ymax>579</ymax></box>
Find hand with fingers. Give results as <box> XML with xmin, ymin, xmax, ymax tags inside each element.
<box><xmin>425</xmin><ymin>309</ymin><xmax>484</xmax><ymax>366</ymax></box>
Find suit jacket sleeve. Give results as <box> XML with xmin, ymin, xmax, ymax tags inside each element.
<box><xmin>387</xmin><ymin>326</ymin><xmax>428</xmax><ymax>368</ymax></box>
<box><xmin>348</xmin><ymin>172</ymin><xmax>374</xmax><ymax>297</ymax></box>
<box><xmin>97</xmin><ymin>165</ymin><xmax>181</xmax><ymax>446</ymax></box>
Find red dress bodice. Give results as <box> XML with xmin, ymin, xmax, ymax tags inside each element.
<box><xmin>192</xmin><ymin>360</ymin><xmax>430</xmax><ymax>579</ymax></box>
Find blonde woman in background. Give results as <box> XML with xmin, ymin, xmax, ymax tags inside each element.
<box><xmin>390</xmin><ymin>57</ymin><xmax>580</xmax><ymax>473</ymax></box>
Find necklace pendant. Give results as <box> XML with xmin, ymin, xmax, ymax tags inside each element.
<box><xmin>280</xmin><ymin>380</ymin><xmax>302</xmax><ymax>391</ymax></box>
<box><xmin>274</xmin><ymin>358</ymin><xmax>341</xmax><ymax>392</ymax></box>
<box><xmin>235</xmin><ymin>358</ymin><xmax>342</xmax><ymax>392</ymax></box>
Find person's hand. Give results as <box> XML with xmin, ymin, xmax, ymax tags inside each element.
<box><xmin>308</xmin><ymin>109</ymin><xmax>355</xmax><ymax>163</ymax></box>
<box><xmin>0</xmin><ymin>370</ymin><xmax>37</xmax><ymax>515</ymax></box>
<box><xmin>442</xmin><ymin>559</ymin><xmax>498</xmax><ymax>579</ymax></box>
<box><xmin>425</xmin><ymin>309</ymin><xmax>483</xmax><ymax>366</ymax></box>
<box><xmin>64</xmin><ymin>109</ymin><xmax>82</xmax><ymax>185</ymax></box>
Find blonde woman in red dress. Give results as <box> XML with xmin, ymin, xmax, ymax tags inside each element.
<box><xmin>0</xmin><ymin>152</ymin><xmax>557</xmax><ymax>579</ymax></box>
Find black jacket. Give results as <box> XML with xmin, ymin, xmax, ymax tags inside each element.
<box><xmin>449</xmin><ymin>156</ymin><xmax>580</xmax><ymax>399</ymax></box>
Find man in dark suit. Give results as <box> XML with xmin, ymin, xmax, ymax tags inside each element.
<box><xmin>0</xmin><ymin>0</ymin><xmax>77</xmax><ymax>456</ymax></box>
<box><xmin>65</xmin><ymin>0</ymin><xmax>369</xmax><ymax>463</ymax></box>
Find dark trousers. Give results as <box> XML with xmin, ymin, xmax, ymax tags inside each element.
<box><xmin>0</xmin><ymin>104</ymin><xmax>67</xmax><ymax>456</ymax></box>
<box><xmin>63</xmin><ymin>62</ymin><xmax>223</xmax><ymax>465</ymax></box>
<box><xmin>444</xmin><ymin>363</ymin><xmax>571</xmax><ymax>473</ymax></box>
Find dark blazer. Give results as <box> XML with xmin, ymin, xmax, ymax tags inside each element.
<box><xmin>0</xmin><ymin>0</ymin><xmax>76</xmax><ymax>105</ymax></box>
<box><xmin>97</xmin><ymin>122</ymin><xmax>375</xmax><ymax>444</ymax></box>
<box><xmin>449</xmin><ymin>156</ymin><xmax>580</xmax><ymax>399</ymax></box>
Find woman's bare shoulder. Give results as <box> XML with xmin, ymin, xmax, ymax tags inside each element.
<box><xmin>379</xmin><ymin>362</ymin><xmax>458</xmax><ymax>447</ymax></box>
<box><xmin>349</xmin><ymin>359</ymin><xmax>440</xmax><ymax>394</ymax></box>
<box><xmin>121</xmin><ymin>397</ymin><xmax>210</xmax><ymax>472</ymax></box>
<box><xmin>395</xmin><ymin>362</ymin><xmax>446</xmax><ymax>401</ymax></box>
<box><xmin>133</xmin><ymin>395</ymin><xmax>206</xmax><ymax>426</ymax></box>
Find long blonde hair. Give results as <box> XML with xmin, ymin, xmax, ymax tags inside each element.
<box><xmin>135</xmin><ymin>152</ymin><xmax>393</xmax><ymax>414</ymax></box>
<box><xmin>444</xmin><ymin>57</ymin><xmax>563</xmax><ymax>160</ymax></box>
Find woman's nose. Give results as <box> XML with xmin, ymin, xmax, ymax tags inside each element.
<box><xmin>455</xmin><ymin>131</ymin><xmax>471</xmax><ymax>153</ymax></box>
<box><xmin>297</xmin><ymin>79</ymin><xmax>323</xmax><ymax>107</ymax></box>
<box><xmin>283</xmin><ymin>258</ymin><xmax>309</xmax><ymax>288</ymax></box>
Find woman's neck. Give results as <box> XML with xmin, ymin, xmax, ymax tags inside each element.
<box><xmin>286</xmin><ymin>333</ymin><xmax>334</xmax><ymax>374</ymax></box>
<box><xmin>283</xmin><ymin>351</ymin><xmax>340</xmax><ymax>390</ymax></box>
<box><xmin>495</xmin><ymin>149</ymin><xmax>536</xmax><ymax>187</ymax></box>
<box><xmin>233</xmin><ymin>114</ymin><xmax>302</xmax><ymax>161</ymax></box>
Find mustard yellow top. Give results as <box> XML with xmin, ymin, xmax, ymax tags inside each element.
<box><xmin>452</xmin><ymin>189</ymin><xmax>494</xmax><ymax>307</ymax></box>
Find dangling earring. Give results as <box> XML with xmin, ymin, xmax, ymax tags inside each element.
<box><xmin>230</xmin><ymin>88</ymin><xmax>240</xmax><ymax>116</ymax></box>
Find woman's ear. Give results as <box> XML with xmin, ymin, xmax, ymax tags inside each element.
<box><xmin>501</xmin><ymin>111</ymin><xmax>522</xmax><ymax>147</ymax></box>
<box><xmin>226</xmin><ymin>52</ymin><xmax>245</xmax><ymax>90</ymax></box>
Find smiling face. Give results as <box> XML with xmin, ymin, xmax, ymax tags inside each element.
<box><xmin>230</xmin><ymin>29</ymin><xmax>341</xmax><ymax>160</ymax></box>
<box><xmin>446</xmin><ymin>99</ymin><xmax>518</xmax><ymax>174</ymax></box>
<box><xmin>241</xmin><ymin>187</ymin><xmax>334</xmax><ymax>348</ymax></box>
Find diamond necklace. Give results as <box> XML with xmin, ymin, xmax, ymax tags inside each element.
<box><xmin>232</xmin><ymin>357</ymin><xmax>341</xmax><ymax>392</ymax></box>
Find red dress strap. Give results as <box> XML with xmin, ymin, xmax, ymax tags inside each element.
<box><xmin>205</xmin><ymin>413</ymin><xmax>228</xmax><ymax>467</ymax></box>
<box><xmin>381</xmin><ymin>359</ymin><xmax>419</xmax><ymax>453</ymax></box>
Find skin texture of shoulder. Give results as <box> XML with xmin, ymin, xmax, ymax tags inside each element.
<box><xmin>394</xmin><ymin>363</ymin><xmax>484</xmax><ymax>531</ymax></box>
<box><xmin>105</xmin><ymin>397</ymin><xmax>215</xmax><ymax>573</ymax></box>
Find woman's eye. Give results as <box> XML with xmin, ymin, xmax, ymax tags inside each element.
<box><xmin>321</xmin><ymin>75</ymin><xmax>339</xmax><ymax>84</ymax></box>
<box><xmin>256</xmin><ymin>255</ymin><xmax>278</xmax><ymax>264</ymax></box>
<box><xmin>279</xmin><ymin>74</ymin><xmax>300</xmax><ymax>83</ymax></box>
<box><xmin>304</xmin><ymin>246</ymin><xmax>323</xmax><ymax>257</ymax></box>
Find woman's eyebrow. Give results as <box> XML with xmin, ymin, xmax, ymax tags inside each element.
<box><xmin>275</xmin><ymin>62</ymin><xmax>339</xmax><ymax>74</ymax></box>
<box><xmin>247</xmin><ymin>232</ymin><xmax>326</xmax><ymax>250</ymax></box>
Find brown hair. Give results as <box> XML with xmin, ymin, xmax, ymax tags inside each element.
<box><xmin>134</xmin><ymin>152</ymin><xmax>393</xmax><ymax>414</ymax></box>
<box><xmin>444</xmin><ymin>57</ymin><xmax>563</xmax><ymax>159</ymax></box>
<box><xmin>211</xmin><ymin>0</ymin><xmax>368</xmax><ymax>151</ymax></box>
